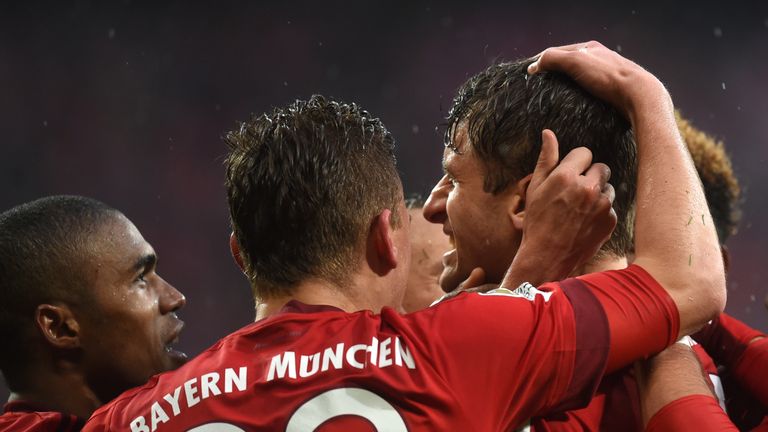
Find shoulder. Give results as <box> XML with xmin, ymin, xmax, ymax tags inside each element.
<box><xmin>0</xmin><ymin>410</ymin><xmax>83</xmax><ymax>432</ymax></box>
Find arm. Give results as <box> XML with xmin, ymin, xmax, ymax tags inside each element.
<box><xmin>530</xmin><ymin>41</ymin><xmax>726</xmax><ymax>337</ymax></box>
<box><xmin>637</xmin><ymin>342</ymin><xmax>737</xmax><ymax>431</ymax></box>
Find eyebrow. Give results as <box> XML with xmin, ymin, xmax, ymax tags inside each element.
<box><xmin>132</xmin><ymin>253</ymin><xmax>157</xmax><ymax>273</ymax></box>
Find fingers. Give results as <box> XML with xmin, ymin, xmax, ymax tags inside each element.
<box><xmin>601</xmin><ymin>182</ymin><xmax>616</xmax><ymax>206</ymax></box>
<box><xmin>528</xmin><ymin>41</ymin><xmax>604</xmax><ymax>75</ymax></box>
<box><xmin>456</xmin><ymin>267</ymin><xmax>486</xmax><ymax>291</ymax></box>
<box><xmin>583</xmin><ymin>162</ymin><xmax>612</xmax><ymax>192</ymax></box>
<box><xmin>529</xmin><ymin>129</ymin><xmax>560</xmax><ymax>192</ymax></box>
<box><xmin>557</xmin><ymin>146</ymin><xmax>594</xmax><ymax>175</ymax></box>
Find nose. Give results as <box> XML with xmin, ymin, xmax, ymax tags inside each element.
<box><xmin>423</xmin><ymin>175</ymin><xmax>449</xmax><ymax>225</ymax></box>
<box><xmin>158</xmin><ymin>276</ymin><xmax>186</xmax><ymax>314</ymax></box>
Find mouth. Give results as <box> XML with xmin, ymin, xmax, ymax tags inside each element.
<box><xmin>164</xmin><ymin>319</ymin><xmax>188</xmax><ymax>365</ymax></box>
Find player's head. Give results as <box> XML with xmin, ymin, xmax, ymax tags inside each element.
<box><xmin>424</xmin><ymin>59</ymin><xmax>636</xmax><ymax>291</ymax></box>
<box><xmin>676</xmin><ymin>112</ymin><xmax>741</xmax><ymax>246</ymax></box>
<box><xmin>402</xmin><ymin>197</ymin><xmax>451</xmax><ymax>313</ymax></box>
<box><xmin>225</xmin><ymin>95</ymin><xmax>409</xmax><ymax>306</ymax></box>
<box><xmin>0</xmin><ymin>196</ymin><xmax>187</xmax><ymax>403</ymax></box>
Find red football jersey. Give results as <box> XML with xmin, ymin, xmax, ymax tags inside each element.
<box><xmin>84</xmin><ymin>265</ymin><xmax>676</xmax><ymax>432</ymax></box>
<box><xmin>646</xmin><ymin>395</ymin><xmax>738</xmax><ymax>432</ymax></box>
<box><xmin>1</xmin><ymin>401</ymin><xmax>84</xmax><ymax>432</ymax></box>
<box><xmin>532</xmin><ymin>342</ymin><xmax>723</xmax><ymax>432</ymax></box>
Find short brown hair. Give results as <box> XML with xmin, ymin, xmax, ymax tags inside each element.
<box><xmin>446</xmin><ymin>60</ymin><xmax>637</xmax><ymax>258</ymax></box>
<box><xmin>225</xmin><ymin>95</ymin><xmax>402</xmax><ymax>299</ymax></box>
<box><xmin>676</xmin><ymin>112</ymin><xmax>741</xmax><ymax>242</ymax></box>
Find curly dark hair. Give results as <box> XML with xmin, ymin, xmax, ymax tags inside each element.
<box><xmin>676</xmin><ymin>112</ymin><xmax>741</xmax><ymax>243</ymax></box>
<box><xmin>445</xmin><ymin>59</ymin><xmax>637</xmax><ymax>258</ymax></box>
<box><xmin>225</xmin><ymin>95</ymin><xmax>402</xmax><ymax>299</ymax></box>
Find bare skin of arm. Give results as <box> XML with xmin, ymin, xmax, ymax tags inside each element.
<box><xmin>529</xmin><ymin>41</ymin><xmax>726</xmax><ymax>337</ymax></box>
<box><xmin>635</xmin><ymin>343</ymin><xmax>715</xmax><ymax>425</ymax></box>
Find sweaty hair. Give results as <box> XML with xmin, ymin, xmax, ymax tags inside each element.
<box><xmin>225</xmin><ymin>95</ymin><xmax>402</xmax><ymax>299</ymax></box>
<box><xmin>0</xmin><ymin>195</ymin><xmax>119</xmax><ymax>390</ymax></box>
<box><xmin>676</xmin><ymin>112</ymin><xmax>741</xmax><ymax>243</ymax></box>
<box><xmin>446</xmin><ymin>59</ymin><xmax>637</xmax><ymax>257</ymax></box>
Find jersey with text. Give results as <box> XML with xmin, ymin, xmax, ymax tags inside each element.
<box><xmin>85</xmin><ymin>265</ymin><xmax>676</xmax><ymax>432</ymax></box>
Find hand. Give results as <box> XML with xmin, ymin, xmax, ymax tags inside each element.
<box><xmin>501</xmin><ymin>129</ymin><xmax>616</xmax><ymax>288</ymax></box>
<box><xmin>528</xmin><ymin>41</ymin><xmax>670</xmax><ymax>122</ymax></box>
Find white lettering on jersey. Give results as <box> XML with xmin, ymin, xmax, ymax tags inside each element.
<box><xmin>266</xmin><ymin>336</ymin><xmax>416</xmax><ymax>383</ymax></box>
<box><xmin>479</xmin><ymin>283</ymin><xmax>553</xmax><ymax>302</ymax></box>
<box><xmin>128</xmin><ymin>367</ymin><xmax>248</xmax><ymax>432</ymax></box>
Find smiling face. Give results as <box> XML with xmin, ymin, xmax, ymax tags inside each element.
<box><xmin>77</xmin><ymin>214</ymin><xmax>187</xmax><ymax>402</ymax></box>
<box><xmin>423</xmin><ymin>125</ymin><xmax>524</xmax><ymax>292</ymax></box>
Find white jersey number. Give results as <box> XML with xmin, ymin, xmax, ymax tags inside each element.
<box><xmin>187</xmin><ymin>388</ymin><xmax>406</xmax><ymax>431</ymax></box>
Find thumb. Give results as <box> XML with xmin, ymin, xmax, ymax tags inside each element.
<box><xmin>456</xmin><ymin>267</ymin><xmax>487</xmax><ymax>291</ymax></box>
<box><xmin>529</xmin><ymin>129</ymin><xmax>559</xmax><ymax>193</ymax></box>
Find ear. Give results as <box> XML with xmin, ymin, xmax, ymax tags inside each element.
<box><xmin>35</xmin><ymin>304</ymin><xmax>80</xmax><ymax>350</ymax></box>
<box><xmin>229</xmin><ymin>232</ymin><xmax>246</xmax><ymax>273</ymax></box>
<box><xmin>367</xmin><ymin>209</ymin><xmax>399</xmax><ymax>275</ymax></box>
<box><xmin>509</xmin><ymin>173</ymin><xmax>534</xmax><ymax>231</ymax></box>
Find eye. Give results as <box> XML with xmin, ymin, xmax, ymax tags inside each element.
<box><xmin>135</xmin><ymin>270</ymin><xmax>149</xmax><ymax>286</ymax></box>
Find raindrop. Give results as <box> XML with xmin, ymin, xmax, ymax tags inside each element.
<box><xmin>616</xmin><ymin>45</ymin><xmax>623</xmax><ymax>52</ymax></box>
<box><xmin>714</xmin><ymin>27</ymin><xmax>723</xmax><ymax>38</ymax></box>
<box><xmin>721</xmin><ymin>82</ymin><xmax>726</xmax><ymax>90</ymax></box>
<box><xmin>318</xmin><ymin>41</ymin><xmax>323</xmax><ymax>47</ymax></box>
<box><xmin>283</xmin><ymin>81</ymin><xmax>288</xmax><ymax>87</ymax></box>
<box><xmin>737</xmin><ymin>105</ymin><xmax>742</xmax><ymax>111</ymax></box>
<box><xmin>631</xmin><ymin>10</ymin><xmax>637</xmax><ymax>15</ymax></box>
<box><xmin>108</xmin><ymin>28</ymin><xmax>116</xmax><ymax>39</ymax></box>
<box><xmin>42</xmin><ymin>120</ymin><xmax>48</xmax><ymax>127</ymax></box>
<box><xmin>750</xmin><ymin>294</ymin><xmax>756</xmax><ymax>302</ymax></box>
<box><xmin>412</xmin><ymin>125</ymin><xmax>420</xmax><ymax>134</ymax></box>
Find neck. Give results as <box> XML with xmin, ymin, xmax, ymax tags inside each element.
<box><xmin>574</xmin><ymin>254</ymin><xmax>628</xmax><ymax>275</ymax></box>
<box><xmin>253</xmin><ymin>271</ymin><xmax>403</xmax><ymax>321</ymax></box>
<box><xmin>8</xmin><ymin>366</ymin><xmax>101</xmax><ymax>419</ymax></box>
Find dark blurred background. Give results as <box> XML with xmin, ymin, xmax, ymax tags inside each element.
<box><xmin>2</xmin><ymin>1</ymin><xmax>767</xmax><ymax>400</ymax></box>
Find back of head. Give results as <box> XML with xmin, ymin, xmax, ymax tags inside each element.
<box><xmin>447</xmin><ymin>59</ymin><xmax>637</xmax><ymax>258</ymax></box>
<box><xmin>225</xmin><ymin>95</ymin><xmax>402</xmax><ymax>299</ymax></box>
<box><xmin>676</xmin><ymin>112</ymin><xmax>741</xmax><ymax>243</ymax></box>
<box><xmin>0</xmin><ymin>195</ymin><xmax>118</xmax><ymax>390</ymax></box>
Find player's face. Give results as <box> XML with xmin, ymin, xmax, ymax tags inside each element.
<box><xmin>403</xmin><ymin>208</ymin><xmax>451</xmax><ymax>312</ymax></box>
<box><xmin>78</xmin><ymin>215</ymin><xmax>187</xmax><ymax>401</ymax></box>
<box><xmin>423</xmin><ymin>125</ymin><xmax>523</xmax><ymax>292</ymax></box>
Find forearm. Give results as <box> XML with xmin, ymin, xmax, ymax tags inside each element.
<box><xmin>636</xmin><ymin>342</ymin><xmax>715</xmax><ymax>425</ymax></box>
<box><xmin>624</xmin><ymin>78</ymin><xmax>725</xmax><ymax>337</ymax></box>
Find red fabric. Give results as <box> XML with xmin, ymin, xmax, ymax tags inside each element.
<box><xmin>83</xmin><ymin>265</ymin><xmax>675</xmax><ymax>431</ymax></box>
<box><xmin>694</xmin><ymin>313</ymin><xmax>765</xmax><ymax>367</ymax></box>
<box><xmin>735</xmin><ymin>337</ymin><xmax>768</xmax><ymax>408</ymax></box>
<box><xmin>532</xmin><ymin>265</ymin><xmax>680</xmax><ymax>432</ymax></box>
<box><xmin>646</xmin><ymin>395</ymin><xmax>737</xmax><ymax>432</ymax></box>
<box><xmin>532</xmin><ymin>367</ymin><xmax>643</xmax><ymax>432</ymax></box>
<box><xmin>576</xmin><ymin>265</ymin><xmax>680</xmax><ymax>372</ymax></box>
<box><xmin>1</xmin><ymin>401</ymin><xmax>84</xmax><ymax>432</ymax></box>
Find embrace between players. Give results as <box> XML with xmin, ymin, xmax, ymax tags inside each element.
<box><xmin>1</xmin><ymin>42</ymin><xmax>766</xmax><ymax>431</ymax></box>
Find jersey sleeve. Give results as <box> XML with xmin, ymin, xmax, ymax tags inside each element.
<box><xmin>576</xmin><ymin>264</ymin><xmax>680</xmax><ymax>372</ymax></box>
<box><xmin>734</xmin><ymin>337</ymin><xmax>768</xmax><ymax>408</ymax></box>
<box><xmin>693</xmin><ymin>313</ymin><xmax>765</xmax><ymax>368</ymax></box>
<box><xmin>646</xmin><ymin>395</ymin><xmax>737</xmax><ymax>432</ymax></box>
<box><xmin>408</xmin><ymin>275</ymin><xmax>610</xmax><ymax>426</ymax></box>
